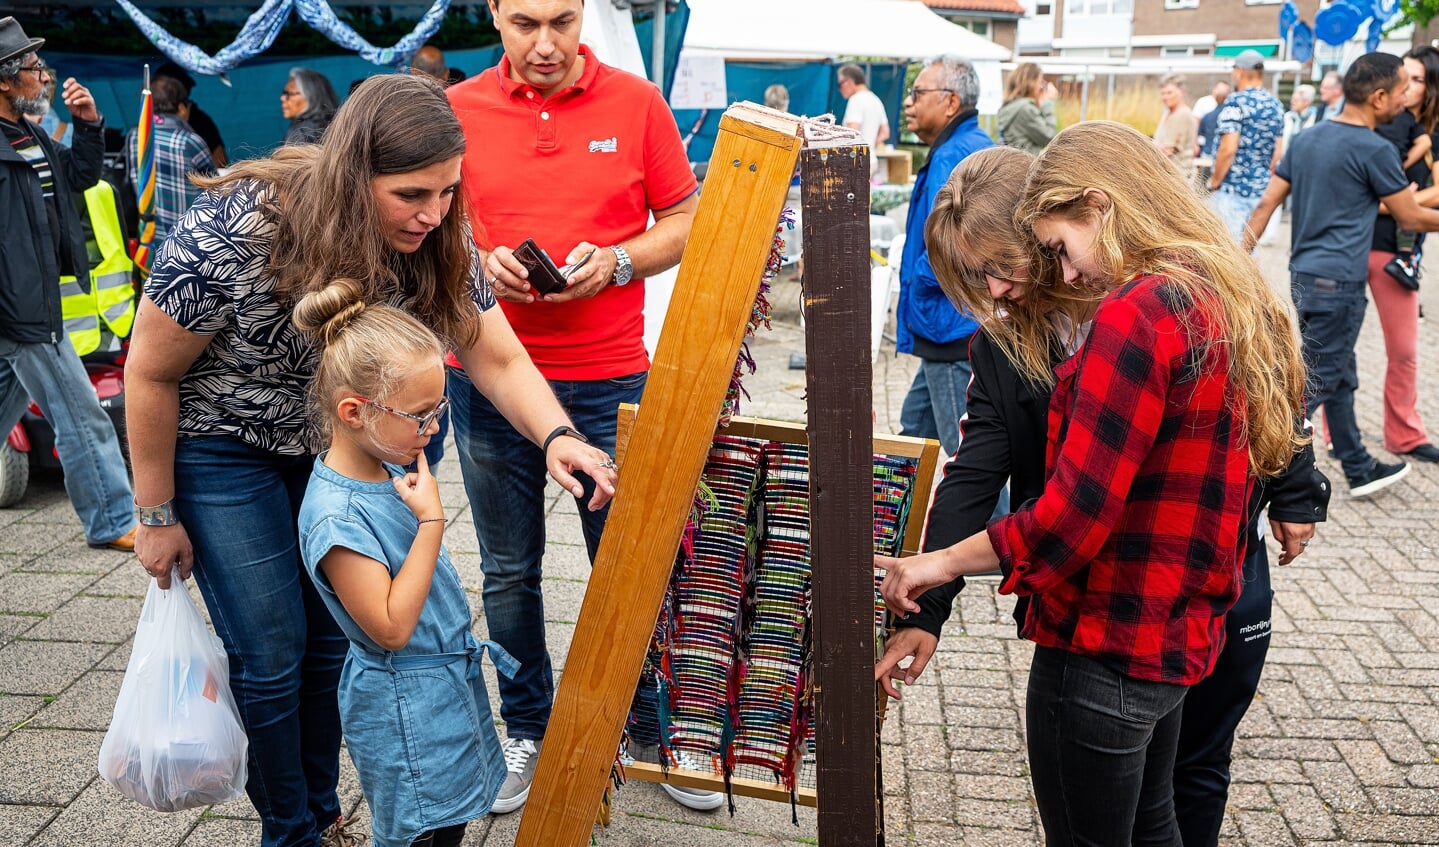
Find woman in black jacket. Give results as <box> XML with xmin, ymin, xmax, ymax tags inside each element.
<box><xmin>875</xmin><ymin>146</ymin><xmax>1331</xmax><ymax>847</ymax></box>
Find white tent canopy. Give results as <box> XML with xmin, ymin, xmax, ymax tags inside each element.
<box><xmin>682</xmin><ymin>0</ymin><xmax>1011</xmax><ymax>62</ymax></box>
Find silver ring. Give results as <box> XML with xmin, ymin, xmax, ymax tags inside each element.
<box><xmin>1298</xmin><ymin>540</ymin><xmax>1310</xmax><ymax>547</ymax></box>
<box><xmin>598</xmin><ymin>457</ymin><xmax>618</xmax><ymax>470</ymax></box>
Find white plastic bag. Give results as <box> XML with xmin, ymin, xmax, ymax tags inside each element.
<box><xmin>98</xmin><ymin>571</ymin><xmax>248</xmax><ymax>811</ymax></box>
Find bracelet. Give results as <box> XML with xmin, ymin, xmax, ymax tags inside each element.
<box><xmin>417</xmin><ymin>516</ymin><xmax>446</xmax><ymax>526</ymax></box>
<box><xmin>136</xmin><ymin>499</ymin><xmax>179</xmax><ymax>527</ymax></box>
<box><xmin>542</xmin><ymin>425</ymin><xmax>588</xmax><ymax>455</ymax></box>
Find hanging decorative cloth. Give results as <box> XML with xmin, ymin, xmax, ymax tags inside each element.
<box><xmin>116</xmin><ymin>0</ymin><xmax>292</xmax><ymax>78</ymax></box>
<box><xmin>293</xmin><ymin>0</ymin><xmax>453</xmax><ymax>67</ymax></box>
<box><xmin>114</xmin><ymin>0</ymin><xmax>453</xmax><ymax>78</ymax></box>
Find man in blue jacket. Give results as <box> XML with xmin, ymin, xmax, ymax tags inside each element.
<box><xmin>897</xmin><ymin>56</ymin><xmax>993</xmax><ymax>456</ymax></box>
<box><xmin>0</xmin><ymin>18</ymin><xmax>135</xmax><ymax>550</ymax></box>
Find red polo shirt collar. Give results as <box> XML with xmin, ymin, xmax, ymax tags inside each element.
<box><xmin>496</xmin><ymin>44</ymin><xmax>600</xmax><ymax>102</ymax></box>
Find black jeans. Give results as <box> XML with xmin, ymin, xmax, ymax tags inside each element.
<box><xmin>1027</xmin><ymin>646</ymin><xmax>1188</xmax><ymax>847</ymax></box>
<box><xmin>1173</xmin><ymin>543</ymin><xmax>1274</xmax><ymax>847</ymax></box>
<box><xmin>411</xmin><ymin>822</ymin><xmax>465</xmax><ymax>847</ymax></box>
<box><xmin>1291</xmin><ymin>273</ymin><xmax>1373</xmax><ymax>478</ymax></box>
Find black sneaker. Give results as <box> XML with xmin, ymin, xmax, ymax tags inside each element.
<box><xmin>1346</xmin><ymin>460</ymin><xmax>1410</xmax><ymax>498</ymax></box>
<box><xmin>1403</xmin><ymin>443</ymin><xmax>1439</xmax><ymax>463</ymax></box>
<box><xmin>1384</xmin><ymin>256</ymin><xmax>1421</xmax><ymax>291</ymax></box>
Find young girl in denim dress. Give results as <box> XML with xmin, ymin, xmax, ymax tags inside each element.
<box><xmin>294</xmin><ymin>279</ymin><xmax>516</xmax><ymax>847</ymax></box>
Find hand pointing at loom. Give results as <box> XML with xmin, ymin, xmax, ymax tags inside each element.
<box><xmin>879</xmin><ymin>531</ymin><xmax>1002</xmax><ymax>617</ymax></box>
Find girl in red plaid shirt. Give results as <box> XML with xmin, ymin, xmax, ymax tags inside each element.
<box><xmin>881</xmin><ymin>122</ymin><xmax>1309</xmax><ymax>845</ymax></box>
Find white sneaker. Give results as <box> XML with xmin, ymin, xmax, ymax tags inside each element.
<box><xmin>660</xmin><ymin>749</ymin><xmax>726</xmax><ymax>812</ymax></box>
<box><xmin>491</xmin><ymin>737</ymin><xmax>541</xmax><ymax>814</ymax></box>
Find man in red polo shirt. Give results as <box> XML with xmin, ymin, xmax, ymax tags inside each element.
<box><xmin>446</xmin><ymin>0</ymin><xmax>700</xmax><ymax>815</ymax></box>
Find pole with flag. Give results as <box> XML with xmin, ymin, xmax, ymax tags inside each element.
<box><xmin>133</xmin><ymin>64</ymin><xmax>156</xmax><ymax>281</ymax></box>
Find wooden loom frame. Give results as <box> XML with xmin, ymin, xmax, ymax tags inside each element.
<box><xmin>516</xmin><ymin>104</ymin><xmax>924</xmax><ymax>847</ymax></box>
<box><xmin>614</xmin><ymin>406</ymin><xmax>941</xmax><ymax>807</ymax></box>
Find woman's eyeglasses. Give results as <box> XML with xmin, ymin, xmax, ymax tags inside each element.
<box><xmin>356</xmin><ymin>396</ymin><xmax>449</xmax><ymax>435</ymax></box>
<box><xmin>280</xmin><ymin>89</ymin><xmax>299</xmax><ymax>99</ymax></box>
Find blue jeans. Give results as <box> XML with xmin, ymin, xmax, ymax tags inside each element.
<box><xmin>1027</xmin><ymin>645</ymin><xmax>1188</xmax><ymax>847</ymax></box>
<box><xmin>1291</xmin><ymin>273</ymin><xmax>1374</xmax><ymax>478</ymax></box>
<box><xmin>448</xmin><ymin>366</ymin><xmax>647</xmax><ymax>740</ymax></box>
<box><xmin>899</xmin><ymin>357</ymin><xmax>971</xmax><ymax>457</ymax></box>
<box><xmin>1174</xmin><ymin>540</ymin><xmax>1272</xmax><ymax>847</ymax></box>
<box><xmin>0</xmin><ymin>334</ymin><xmax>133</xmax><ymax>544</ymax></box>
<box><xmin>1209</xmin><ymin>190</ymin><xmax>1261</xmax><ymax>243</ymax></box>
<box><xmin>173</xmin><ymin>435</ymin><xmax>346</xmax><ymax>847</ymax></box>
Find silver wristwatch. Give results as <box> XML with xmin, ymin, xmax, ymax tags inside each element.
<box><xmin>136</xmin><ymin>499</ymin><xmax>179</xmax><ymax>526</ymax></box>
<box><xmin>609</xmin><ymin>244</ymin><xmax>634</xmax><ymax>286</ymax></box>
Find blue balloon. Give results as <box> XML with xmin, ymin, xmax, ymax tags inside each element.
<box><xmin>1366</xmin><ymin>21</ymin><xmax>1383</xmax><ymax>52</ymax></box>
<box><xmin>1292</xmin><ymin>21</ymin><xmax>1315</xmax><ymax>63</ymax></box>
<box><xmin>1314</xmin><ymin>1</ymin><xmax>1363</xmax><ymax>45</ymax></box>
<box><xmin>1279</xmin><ymin>0</ymin><xmax>1300</xmax><ymax>38</ymax></box>
<box><xmin>1370</xmin><ymin>0</ymin><xmax>1400</xmax><ymax>22</ymax></box>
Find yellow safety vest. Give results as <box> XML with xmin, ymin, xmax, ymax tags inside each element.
<box><xmin>59</xmin><ymin>181</ymin><xmax>136</xmax><ymax>355</ymax></box>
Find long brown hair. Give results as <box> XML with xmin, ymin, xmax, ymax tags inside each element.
<box><xmin>1015</xmin><ymin>121</ymin><xmax>1309</xmax><ymax>477</ymax></box>
<box><xmin>1003</xmin><ymin>63</ymin><xmax>1045</xmax><ymax>106</ymax></box>
<box><xmin>927</xmin><ymin>146</ymin><xmax>1098</xmax><ymax>389</ymax></box>
<box><xmin>195</xmin><ymin>73</ymin><xmax>478</xmax><ymax>348</ymax></box>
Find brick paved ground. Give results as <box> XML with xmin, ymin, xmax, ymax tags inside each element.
<box><xmin>3</xmin><ymin>218</ymin><xmax>1438</xmax><ymax>846</ymax></box>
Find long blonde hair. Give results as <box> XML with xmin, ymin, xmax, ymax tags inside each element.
<box><xmin>927</xmin><ymin>146</ymin><xmax>1098</xmax><ymax>389</ymax></box>
<box><xmin>292</xmin><ymin>278</ymin><xmax>445</xmax><ymax>438</ymax></box>
<box><xmin>194</xmin><ymin>74</ymin><xmax>479</xmax><ymax>349</ymax></box>
<box><xmin>1015</xmin><ymin>121</ymin><xmax>1308</xmax><ymax>477</ymax></box>
<box><xmin>1003</xmin><ymin>63</ymin><xmax>1045</xmax><ymax>105</ymax></box>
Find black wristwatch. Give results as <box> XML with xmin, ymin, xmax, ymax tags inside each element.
<box><xmin>542</xmin><ymin>425</ymin><xmax>588</xmax><ymax>454</ymax></box>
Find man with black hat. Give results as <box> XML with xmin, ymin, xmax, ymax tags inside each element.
<box><xmin>0</xmin><ymin>16</ymin><xmax>137</xmax><ymax>550</ymax></box>
<box><xmin>1207</xmin><ymin>49</ymin><xmax>1284</xmax><ymax>241</ymax></box>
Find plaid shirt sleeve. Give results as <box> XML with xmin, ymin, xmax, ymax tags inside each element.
<box><xmin>988</xmin><ymin>287</ymin><xmax>1174</xmax><ymax>596</ymax></box>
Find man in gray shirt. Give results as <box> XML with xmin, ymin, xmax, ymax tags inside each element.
<box><xmin>1247</xmin><ymin>52</ymin><xmax>1439</xmax><ymax>498</ymax></box>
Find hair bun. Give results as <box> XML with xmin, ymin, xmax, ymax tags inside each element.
<box><xmin>293</xmin><ymin>278</ymin><xmax>368</xmax><ymax>346</ymax></box>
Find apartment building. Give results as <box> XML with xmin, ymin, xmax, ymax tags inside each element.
<box><xmin>1015</xmin><ymin>0</ymin><xmax>1380</xmax><ymax>66</ymax></box>
<box><xmin>922</xmin><ymin>0</ymin><xmax>1026</xmax><ymax>52</ymax></box>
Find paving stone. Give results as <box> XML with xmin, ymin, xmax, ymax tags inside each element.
<box><xmin>0</xmin><ymin>695</ymin><xmax>43</xmax><ymax>737</ymax></box>
<box><xmin>0</xmin><ymin>573</ymin><xmax>95</xmax><ymax>616</ymax></box>
<box><xmin>1370</xmin><ymin>721</ymin><xmax>1430</xmax><ymax>765</ymax></box>
<box><xmin>180</xmin><ymin>816</ymin><xmax>263</xmax><ymax>846</ymax></box>
<box><xmin>23</xmin><ymin>596</ymin><xmax>141</xmax><ymax>645</ymax></box>
<box><xmin>1303</xmin><ymin>760</ymin><xmax>1375</xmax><ymax>814</ymax></box>
<box><xmin>0</xmin><ymin>640</ymin><xmax>109</xmax><ymax>696</ymax></box>
<box><xmin>1271</xmin><ymin>783</ymin><xmax>1337</xmax><ymax>840</ymax></box>
<box><xmin>30</xmin><ymin>671</ymin><xmax>124</xmax><ymax>731</ymax></box>
<box><xmin>1235</xmin><ymin>809</ymin><xmax>1298</xmax><ymax>845</ymax></box>
<box><xmin>0</xmin><ymin>729</ymin><xmax>103</xmax><ymax>804</ymax></box>
<box><xmin>28</xmin><ymin>779</ymin><xmax>202</xmax><ymax>847</ymax></box>
<box><xmin>0</xmin><ymin>804</ymin><xmax>57</xmax><ymax>847</ymax></box>
<box><xmin>1336</xmin><ymin>741</ymin><xmax>1407</xmax><ymax>788</ymax></box>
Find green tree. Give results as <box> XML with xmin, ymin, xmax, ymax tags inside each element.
<box><xmin>1401</xmin><ymin>0</ymin><xmax>1439</xmax><ymax>47</ymax></box>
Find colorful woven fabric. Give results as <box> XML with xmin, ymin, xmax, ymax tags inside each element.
<box><xmin>733</xmin><ymin>442</ymin><xmax>812</xmax><ymax>782</ymax></box>
<box><xmin>624</xmin><ymin>440</ymin><xmax>922</xmax><ymax>795</ymax></box>
<box><xmin>666</xmin><ymin>436</ymin><xmax>765</xmax><ymax>761</ymax></box>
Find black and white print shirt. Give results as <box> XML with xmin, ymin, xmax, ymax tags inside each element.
<box><xmin>146</xmin><ymin>179</ymin><xmax>493</xmax><ymax>456</ymax></box>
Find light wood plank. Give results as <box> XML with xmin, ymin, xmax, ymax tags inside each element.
<box><xmin>514</xmin><ymin>104</ymin><xmax>803</xmax><ymax>847</ymax></box>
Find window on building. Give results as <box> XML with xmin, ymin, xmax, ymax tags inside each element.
<box><xmin>1036</xmin><ymin>2</ymin><xmax>1052</xmax><ymax>12</ymax></box>
<box><xmin>1164</xmin><ymin>0</ymin><xmax>1199</xmax><ymax>8</ymax></box>
<box><xmin>1066</xmin><ymin>0</ymin><xmax>1130</xmax><ymax>14</ymax></box>
<box><xmin>955</xmin><ymin>18</ymin><xmax>991</xmax><ymax>36</ymax></box>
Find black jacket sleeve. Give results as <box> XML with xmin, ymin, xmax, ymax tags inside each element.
<box><xmin>898</xmin><ymin>336</ymin><xmax>1014</xmax><ymax>638</ymax></box>
<box><xmin>54</xmin><ymin>117</ymin><xmax>104</xmax><ymax>194</ymax></box>
<box><xmin>1260</xmin><ymin>437</ymin><xmax>1330</xmax><ymax>524</ymax></box>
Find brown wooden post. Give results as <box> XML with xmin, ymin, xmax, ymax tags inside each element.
<box><xmin>801</xmin><ymin>142</ymin><xmax>883</xmax><ymax>846</ymax></box>
<box><xmin>514</xmin><ymin>104</ymin><xmax>803</xmax><ymax>847</ymax></box>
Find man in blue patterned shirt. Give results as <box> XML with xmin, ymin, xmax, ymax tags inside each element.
<box><xmin>1207</xmin><ymin>50</ymin><xmax>1284</xmax><ymax>241</ymax></box>
<box><xmin>126</xmin><ymin>74</ymin><xmax>214</xmax><ymax>244</ymax></box>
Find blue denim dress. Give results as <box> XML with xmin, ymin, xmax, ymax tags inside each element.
<box><xmin>298</xmin><ymin>458</ymin><xmax>517</xmax><ymax>847</ymax></box>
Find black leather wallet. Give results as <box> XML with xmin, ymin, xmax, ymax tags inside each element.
<box><xmin>513</xmin><ymin>238</ymin><xmax>569</xmax><ymax>295</ymax></box>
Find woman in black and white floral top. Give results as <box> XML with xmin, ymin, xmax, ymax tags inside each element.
<box><xmin>124</xmin><ymin>74</ymin><xmax>615</xmax><ymax>847</ymax></box>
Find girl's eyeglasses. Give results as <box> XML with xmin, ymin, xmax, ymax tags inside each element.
<box><xmin>355</xmin><ymin>396</ymin><xmax>449</xmax><ymax>435</ymax></box>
